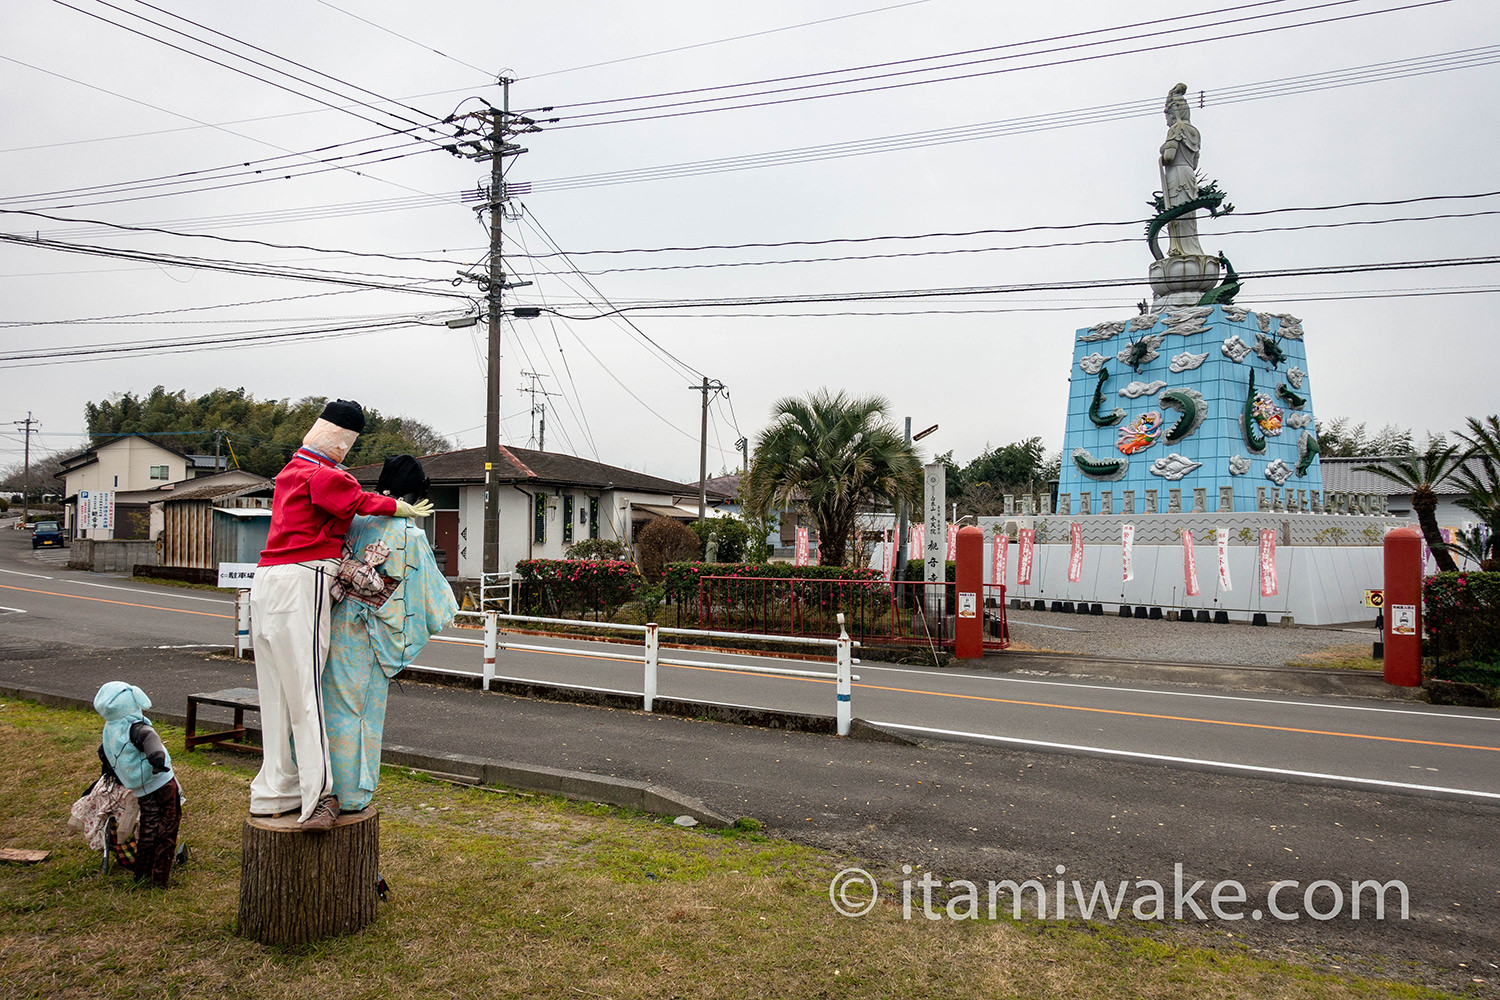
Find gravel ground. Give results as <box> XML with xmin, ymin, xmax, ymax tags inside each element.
<box><xmin>1004</xmin><ymin>607</ymin><xmax>1380</xmax><ymax>668</ymax></box>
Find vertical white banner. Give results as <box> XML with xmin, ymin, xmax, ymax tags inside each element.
<box><xmin>1016</xmin><ymin>529</ymin><xmax>1035</xmax><ymax>585</ymax></box>
<box><xmin>992</xmin><ymin>534</ymin><xmax>1008</xmax><ymax>588</ymax></box>
<box><xmin>1183</xmin><ymin>529</ymin><xmax>1201</xmax><ymax>597</ymax></box>
<box><xmin>923</xmin><ymin>463</ymin><xmax>947</xmax><ymax>611</ymax></box>
<box><xmin>945</xmin><ymin>524</ymin><xmax>958</xmax><ymax>561</ymax></box>
<box><xmin>1217</xmin><ymin>526</ymin><xmax>1233</xmax><ymax>592</ymax></box>
<box><xmin>795</xmin><ymin>526</ymin><xmax>809</xmax><ymax>566</ymax></box>
<box><xmin>1067</xmin><ymin>522</ymin><xmax>1084</xmax><ymax>583</ymax></box>
<box><xmin>882</xmin><ymin>529</ymin><xmax>894</xmax><ymax>579</ymax></box>
<box><xmin>1122</xmin><ymin>523</ymin><xmax>1135</xmax><ymax>582</ymax></box>
<box><xmin>1259</xmin><ymin>528</ymin><xmax>1278</xmax><ymax>597</ymax></box>
<box><xmin>908</xmin><ymin>522</ymin><xmax>925</xmax><ymax>560</ymax></box>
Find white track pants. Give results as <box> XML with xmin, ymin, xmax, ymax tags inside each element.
<box><xmin>248</xmin><ymin>560</ymin><xmax>337</xmax><ymax>822</ymax></box>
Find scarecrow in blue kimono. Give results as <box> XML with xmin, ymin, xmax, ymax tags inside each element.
<box><xmin>323</xmin><ymin>455</ymin><xmax>457</xmax><ymax>812</ymax></box>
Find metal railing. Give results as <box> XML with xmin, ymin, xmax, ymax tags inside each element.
<box><xmin>696</xmin><ymin>576</ymin><xmax>1009</xmax><ymax>651</ymax></box>
<box><xmin>452</xmin><ymin>610</ymin><xmax>860</xmax><ymax>735</ymax></box>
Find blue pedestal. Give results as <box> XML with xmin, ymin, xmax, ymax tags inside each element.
<box><xmin>1057</xmin><ymin>305</ymin><xmax>1323</xmax><ymax>515</ymax></box>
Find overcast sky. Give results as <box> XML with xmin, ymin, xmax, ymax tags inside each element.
<box><xmin>3</xmin><ymin>0</ymin><xmax>1497</xmax><ymax>483</ymax></box>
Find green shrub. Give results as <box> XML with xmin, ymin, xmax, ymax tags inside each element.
<box><xmin>514</xmin><ymin>558</ymin><xmax>637</xmax><ymax>617</ymax></box>
<box><xmin>1423</xmin><ymin>570</ymin><xmax>1500</xmax><ymax>682</ymax></box>
<box><xmin>565</xmin><ymin>538</ymin><xmax>628</xmax><ymax>561</ymax></box>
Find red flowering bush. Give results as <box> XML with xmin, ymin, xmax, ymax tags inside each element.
<box><xmin>1423</xmin><ymin>570</ymin><xmax>1500</xmax><ymax>687</ymax></box>
<box><xmin>514</xmin><ymin>559</ymin><xmax>638</xmax><ymax>617</ymax></box>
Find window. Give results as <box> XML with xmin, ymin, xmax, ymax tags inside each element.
<box><xmin>533</xmin><ymin>493</ymin><xmax>547</xmax><ymax>544</ymax></box>
<box><xmin>149</xmin><ymin>465</ymin><xmax>170</xmax><ymax>480</ymax></box>
<box><xmin>589</xmin><ymin>497</ymin><xmax>599</xmax><ymax>539</ymax></box>
<box><xmin>563</xmin><ymin>495</ymin><xmax>575</xmax><ymax>543</ymax></box>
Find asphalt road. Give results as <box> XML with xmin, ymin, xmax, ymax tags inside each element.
<box><xmin>2</xmin><ymin>521</ymin><xmax>1497</xmax><ymax>990</ymax></box>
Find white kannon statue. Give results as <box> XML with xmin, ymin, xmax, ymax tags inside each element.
<box><xmin>1159</xmin><ymin>83</ymin><xmax>1205</xmax><ymax>258</ymax></box>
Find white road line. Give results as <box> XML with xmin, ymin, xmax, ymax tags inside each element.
<box><xmin>868</xmin><ymin>721</ymin><xmax>1500</xmax><ymax>801</ymax></box>
<box><xmin>0</xmin><ymin>568</ymin><xmax>53</xmax><ymax>580</ymax></box>
<box><xmin>0</xmin><ymin>606</ymin><xmax>28</xmax><ymax>615</ymax></box>
<box><xmin>861</xmin><ymin>663</ymin><xmax>1500</xmax><ymax>722</ymax></box>
<box><xmin>71</xmin><ymin>580</ymin><xmax>232</xmax><ymax>604</ymax></box>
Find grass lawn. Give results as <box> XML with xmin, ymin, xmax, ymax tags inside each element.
<box><xmin>0</xmin><ymin>698</ymin><xmax>1460</xmax><ymax>1000</ymax></box>
<box><xmin>1287</xmin><ymin>642</ymin><xmax>1384</xmax><ymax>671</ymax></box>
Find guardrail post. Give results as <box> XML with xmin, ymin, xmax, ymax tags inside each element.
<box><xmin>235</xmin><ymin>589</ymin><xmax>252</xmax><ymax>658</ymax></box>
<box><xmin>836</xmin><ymin>612</ymin><xmax>852</xmax><ymax>737</ymax></box>
<box><xmin>644</xmin><ymin>621</ymin><xmax>659</xmax><ymax>712</ymax></box>
<box><xmin>483</xmin><ymin>611</ymin><xmax>497</xmax><ymax>691</ymax></box>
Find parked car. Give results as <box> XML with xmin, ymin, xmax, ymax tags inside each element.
<box><xmin>31</xmin><ymin>520</ymin><xmax>64</xmax><ymax>549</ymax></box>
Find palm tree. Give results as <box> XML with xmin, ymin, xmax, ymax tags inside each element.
<box><xmin>742</xmin><ymin>389</ymin><xmax>921</xmax><ymax>567</ymax></box>
<box><xmin>1358</xmin><ymin>442</ymin><xmax>1471</xmax><ymax>573</ymax></box>
<box><xmin>1453</xmin><ymin>415</ymin><xmax>1500</xmax><ymax>568</ymax></box>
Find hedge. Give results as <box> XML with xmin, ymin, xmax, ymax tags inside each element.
<box><xmin>1424</xmin><ymin>570</ymin><xmax>1500</xmax><ymax>686</ymax></box>
<box><xmin>663</xmin><ymin>561</ymin><xmax>886</xmax><ymax>599</ymax></box>
<box><xmin>513</xmin><ymin>559</ymin><xmax>638</xmax><ymax>615</ymax></box>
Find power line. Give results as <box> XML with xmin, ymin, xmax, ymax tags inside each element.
<box><xmin>517</xmin><ymin>254</ymin><xmax>1500</xmax><ymax>318</ymax></box>
<box><xmin>524</xmin><ymin>44</ymin><xmax>1498</xmax><ymax>192</ymax></box>
<box><xmin>0</xmin><ymin>206</ymin><xmax>472</xmax><ymax>267</ymax></box>
<box><xmin>523</xmin><ymin>0</ymin><xmax>935</xmax><ymax>81</ymax></box>
<box><xmin>515</xmin><ymin>189</ymin><xmax>1500</xmax><ymax>257</ymax></box>
<box><xmin>518</xmin><ymin>210</ymin><xmax>705</xmax><ymax>381</ymax></box>
<box><xmin>549</xmin><ymin>0</ymin><xmax>1451</xmax><ymax>129</ymax></box>
<box><xmin>308</xmin><ymin>0</ymin><xmax>495</xmax><ymax>77</ymax></box>
<box><xmin>552</xmin><ymin>208</ymin><xmax>1500</xmax><ymax>275</ymax></box>
<box><xmin>50</xmin><ymin>0</ymin><xmax>440</xmax><ymax>136</ymax></box>
<box><xmin>0</xmin><ymin>231</ymin><xmax>469</xmax><ymax>298</ymax></box>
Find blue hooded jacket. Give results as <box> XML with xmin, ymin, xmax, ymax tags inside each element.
<box><xmin>94</xmin><ymin>682</ymin><xmax>174</xmax><ymax>797</ymax></box>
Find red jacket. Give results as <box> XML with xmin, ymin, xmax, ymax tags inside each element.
<box><xmin>258</xmin><ymin>447</ymin><xmax>398</xmax><ymax>566</ymax></box>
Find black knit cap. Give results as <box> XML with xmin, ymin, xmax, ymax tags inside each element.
<box><xmin>319</xmin><ymin>398</ymin><xmax>365</xmax><ymax>433</ymax></box>
<box><xmin>377</xmin><ymin>454</ymin><xmax>429</xmax><ymax>501</ymax></box>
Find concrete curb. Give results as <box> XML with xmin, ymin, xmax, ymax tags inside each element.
<box><xmin>0</xmin><ymin>683</ymin><xmax>737</xmax><ymax>828</ymax></box>
<box><xmin>382</xmin><ymin>745</ymin><xmax>735</xmax><ymax>828</ymax></box>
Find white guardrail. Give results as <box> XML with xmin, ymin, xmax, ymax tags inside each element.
<box><xmin>451</xmin><ymin>610</ymin><xmax>860</xmax><ymax>736</ymax></box>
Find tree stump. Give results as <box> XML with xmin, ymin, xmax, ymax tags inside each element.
<box><xmin>238</xmin><ymin>807</ymin><xmax>379</xmax><ymax>946</ymax></box>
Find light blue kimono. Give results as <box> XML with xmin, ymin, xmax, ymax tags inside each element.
<box><xmin>323</xmin><ymin>515</ymin><xmax>457</xmax><ymax>811</ymax></box>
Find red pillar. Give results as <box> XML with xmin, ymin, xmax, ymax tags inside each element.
<box><xmin>1383</xmin><ymin>526</ymin><xmax>1423</xmax><ymax>687</ymax></box>
<box><xmin>955</xmin><ymin>525</ymin><xmax>985</xmax><ymax>659</ymax></box>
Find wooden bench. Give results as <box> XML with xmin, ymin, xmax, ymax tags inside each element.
<box><xmin>185</xmin><ymin>687</ymin><xmax>261</xmax><ymax>753</ymax></box>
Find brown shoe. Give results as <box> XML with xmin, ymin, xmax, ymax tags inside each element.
<box><xmin>299</xmin><ymin>795</ymin><xmax>339</xmax><ymax>832</ymax></box>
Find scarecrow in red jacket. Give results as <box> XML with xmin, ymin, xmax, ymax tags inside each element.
<box><xmin>248</xmin><ymin>400</ymin><xmax>431</xmax><ymax>830</ymax></box>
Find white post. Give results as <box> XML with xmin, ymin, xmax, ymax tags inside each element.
<box><xmin>644</xmin><ymin>621</ymin><xmax>659</xmax><ymax>712</ymax></box>
<box><xmin>835</xmin><ymin>612</ymin><xmax>852</xmax><ymax>737</ymax></box>
<box><xmin>483</xmin><ymin>611</ymin><xmax>497</xmax><ymax>691</ymax></box>
<box><xmin>235</xmin><ymin>589</ymin><xmax>251</xmax><ymax>658</ymax></box>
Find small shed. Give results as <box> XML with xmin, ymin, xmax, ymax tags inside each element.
<box><xmin>160</xmin><ymin>479</ymin><xmax>273</xmax><ymax>580</ymax></box>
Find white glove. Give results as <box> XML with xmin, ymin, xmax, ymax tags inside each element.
<box><xmin>394</xmin><ymin>499</ymin><xmax>434</xmax><ymax>519</ymax></box>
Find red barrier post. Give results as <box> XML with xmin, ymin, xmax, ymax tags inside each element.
<box><xmin>955</xmin><ymin>525</ymin><xmax>985</xmax><ymax>659</ymax></box>
<box><xmin>1383</xmin><ymin>526</ymin><xmax>1423</xmax><ymax>687</ymax></box>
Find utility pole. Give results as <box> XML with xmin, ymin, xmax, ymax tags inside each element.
<box><xmin>444</xmin><ymin>79</ymin><xmax>550</xmax><ymax>580</ymax></box>
<box><xmin>689</xmin><ymin>378</ymin><xmax>726</xmax><ymax>522</ymax></box>
<box><xmin>518</xmin><ymin>371</ymin><xmax>562</xmax><ymax>452</ymax></box>
<box><xmin>735</xmin><ymin>436</ymin><xmax>749</xmax><ymax>474</ymax></box>
<box><xmin>11</xmin><ymin>412</ymin><xmax>37</xmax><ymax>525</ymax></box>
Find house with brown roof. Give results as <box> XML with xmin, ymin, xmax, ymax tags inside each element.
<box><xmin>351</xmin><ymin>445</ymin><xmax>730</xmax><ymax>581</ymax></box>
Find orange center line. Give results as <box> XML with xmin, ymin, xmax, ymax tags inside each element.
<box><xmin>849</xmin><ymin>680</ymin><xmax>1500</xmax><ymax>753</ymax></box>
<box><xmin>0</xmin><ymin>583</ymin><xmax>232</xmax><ymax>619</ymax></box>
<box><xmin>541</xmin><ymin>649</ymin><xmax>1500</xmax><ymax>755</ymax></box>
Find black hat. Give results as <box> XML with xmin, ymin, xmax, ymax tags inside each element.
<box><xmin>319</xmin><ymin>398</ymin><xmax>365</xmax><ymax>433</ymax></box>
<box><xmin>377</xmin><ymin>454</ymin><xmax>429</xmax><ymax>502</ymax></box>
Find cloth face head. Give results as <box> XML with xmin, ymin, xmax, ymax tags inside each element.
<box><xmin>319</xmin><ymin>398</ymin><xmax>365</xmax><ymax>433</ymax></box>
<box><xmin>376</xmin><ymin>454</ymin><xmax>430</xmax><ymax>502</ymax></box>
<box><xmin>94</xmin><ymin>681</ymin><xmax>151</xmax><ymax>721</ymax></box>
<box><xmin>303</xmin><ymin>419</ymin><xmax>359</xmax><ymax>463</ymax></box>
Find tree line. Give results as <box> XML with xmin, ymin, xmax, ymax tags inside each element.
<box><xmin>2</xmin><ymin>387</ymin><xmax>452</xmax><ymax>494</ymax></box>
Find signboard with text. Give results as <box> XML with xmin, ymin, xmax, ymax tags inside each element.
<box><xmin>77</xmin><ymin>490</ymin><xmax>115</xmax><ymax>532</ymax></box>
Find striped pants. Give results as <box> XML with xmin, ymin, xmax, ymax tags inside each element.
<box><xmin>249</xmin><ymin>560</ymin><xmax>337</xmax><ymax>822</ymax></box>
